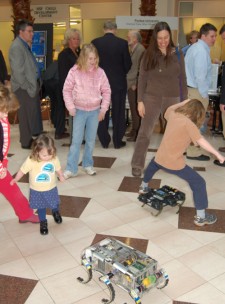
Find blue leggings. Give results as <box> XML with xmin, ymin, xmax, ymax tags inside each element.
<box><xmin>143</xmin><ymin>158</ymin><xmax>208</xmax><ymax>210</ymax></box>
<box><xmin>37</xmin><ymin>207</ymin><xmax>59</xmax><ymax>221</ymax></box>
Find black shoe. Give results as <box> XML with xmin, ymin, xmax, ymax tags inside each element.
<box><xmin>214</xmin><ymin>159</ymin><xmax>225</xmax><ymax>167</ymax></box>
<box><xmin>127</xmin><ymin>135</ymin><xmax>137</xmax><ymax>142</ymax></box>
<box><xmin>21</xmin><ymin>138</ymin><xmax>34</xmax><ymax>149</ymax></box>
<box><xmin>52</xmin><ymin>211</ymin><xmax>62</xmax><ymax>224</ymax></box>
<box><xmin>40</xmin><ymin>220</ymin><xmax>48</xmax><ymax>235</ymax></box>
<box><xmin>55</xmin><ymin>133</ymin><xmax>70</xmax><ymax>140</ymax></box>
<box><xmin>114</xmin><ymin>141</ymin><xmax>126</xmax><ymax>149</ymax></box>
<box><xmin>186</xmin><ymin>154</ymin><xmax>210</xmax><ymax>161</ymax></box>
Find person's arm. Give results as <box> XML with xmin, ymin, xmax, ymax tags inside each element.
<box><xmin>179</xmin><ymin>50</ymin><xmax>188</xmax><ymax>100</ymax></box>
<box><xmin>10</xmin><ymin>169</ymin><xmax>24</xmax><ymax>185</ymax></box>
<box><xmin>62</xmin><ymin>67</ymin><xmax>76</xmax><ymax>116</ymax></box>
<box><xmin>194</xmin><ymin>49</ymin><xmax>209</xmax><ymax>98</ymax></box>
<box><xmin>56</xmin><ymin>168</ymin><xmax>65</xmax><ymax>182</ymax></box>
<box><xmin>197</xmin><ymin>137</ymin><xmax>225</xmax><ymax>163</ymax></box>
<box><xmin>137</xmin><ymin>52</ymin><xmax>148</xmax><ymax>118</ymax></box>
<box><xmin>99</xmin><ymin>71</ymin><xmax>111</xmax><ymax>121</ymax></box>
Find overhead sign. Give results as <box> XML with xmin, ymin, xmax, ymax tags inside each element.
<box><xmin>31</xmin><ymin>5</ymin><xmax>69</xmax><ymax>22</ymax></box>
<box><xmin>116</xmin><ymin>16</ymin><xmax>178</xmax><ymax>30</ymax></box>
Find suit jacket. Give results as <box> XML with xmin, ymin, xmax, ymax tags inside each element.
<box><xmin>9</xmin><ymin>37</ymin><xmax>39</xmax><ymax>97</ymax></box>
<box><xmin>127</xmin><ymin>43</ymin><xmax>145</xmax><ymax>89</ymax></box>
<box><xmin>0</xmin><ymin>50</ymin><xmax>8</xmax><ymax>84</ymax></box>
<box><xmin>220</xmin><ymin>63</ymin><xmax>225</xmax><ymax>105</ymax></box>
<box><xmin>92</xmin><ymin>33</ymin><xmax>132</xmax><ymax>91</ymax></box>
<box><xmin>58</xmin><ymin>47</ymin><xmax>79</xmax><ymax>90</ymax></box>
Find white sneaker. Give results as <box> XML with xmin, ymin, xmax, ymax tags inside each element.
<box><xmin>84</xmin><ymin>167</ymin><xmax>96</xmax><ymax>176</ymax></box>
<box><xmin>63</xmin><ymin>170</ymin><xmax>78</xmax><ymax>180</ymax></box>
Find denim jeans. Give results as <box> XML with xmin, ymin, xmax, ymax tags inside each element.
<box><xmin>143</xmin><ymin>158</ymin><xmax>208</xmax><ymax>210</ymax></box>
<box><xmin>66</xmin><ymin>109</ymin><xmax>99</xmax><ymax>174</ymax></box>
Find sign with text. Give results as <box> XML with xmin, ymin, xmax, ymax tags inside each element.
<box><xmin>31</xmin><ymin>5</ymin><xmax>69</xmax><ymax>22</ymax></box>
<box><xmin>116</xmin><ymin>16</ymin><xmax>178</xmax><ymax>30</ymax></box>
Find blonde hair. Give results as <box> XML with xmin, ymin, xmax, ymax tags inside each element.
<box><xmin>76</xmin><ymin>44</ymin><xmax>99</xmax><ymax>71</ymax></box>
<box><xmin>0</xmin><ymin>84</ymin><xmax>19</xmax><ymax>113</ymax></box>
<box><xmin>63</xmin><ymin>28</ymin><xmax>81</xmax><ymax>48</ymax></box>
<box><xmin>175</xmin><ymin>99</ymin><xmax>205</xmax><ymax>127</ymax></box>
<box><xmin>30</xmin><ymin>134</ymin><xmax>56</xmax><ymax>161</ymax></box>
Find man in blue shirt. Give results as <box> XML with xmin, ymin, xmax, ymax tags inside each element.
<box><xmin>185</xmin><ymin>23</ymin><xmax>217</xmax><ymax>161</ymax></box>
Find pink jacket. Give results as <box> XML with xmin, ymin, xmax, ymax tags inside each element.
<box><xmin>63</xmin><ymin>65</ymin><xmax>111</xmax><ymax>114</ymax></box>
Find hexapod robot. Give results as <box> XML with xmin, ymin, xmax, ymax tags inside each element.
<box><xmin>77</xmin><ymin>238</ymin><xmax>169</xmax><ymax>304</ymax></box>
<box><xmin>138</xmin><ymin>185</ymin><xmax>186</xmax><ymax>216</ymax></box>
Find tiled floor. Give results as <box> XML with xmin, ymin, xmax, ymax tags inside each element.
<box><xmin>1</xmin><ymin>121</ymin><xmax>225</xmax><ymax>304</ymax></box>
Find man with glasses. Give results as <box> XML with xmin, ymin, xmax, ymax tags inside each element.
<box><xmin>9</xmin><ymin>19</ymin><xmax>43</xmax><ymax>149</ymax></box>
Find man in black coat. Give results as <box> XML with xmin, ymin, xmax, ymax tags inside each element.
<box><xmin>0</xmin><ymin>50</ymin><xmax>8</xmax><ymax>84</ymax></box>
<box><xmin>92</xmin><ymin>21</ymin><xmax>132</xmax><ymax>149</ymax></box>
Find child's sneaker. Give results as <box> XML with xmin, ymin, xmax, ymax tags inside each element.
<box><xmin>194</xmin><ymin>213</ymin><xmax>217</xmax><ymax>227</ymax></box>
<box><xmin>139</xmin><ymin>185</ymin><xmax>150</xmax><ymax>194</ymax></box>
<box><xmin>19</xmin><ymin>214</ymin><xmax>40</xmax><ymax>223</ymax></box>
<box><xmin>84</xmin><ymin>167</ymin><xmax>96</xmax><ymax>176</ymax></box>
<box><xmin>63</xmin><ymin>170</ymin><xmax>78</xmax><ymax>180</ymax></box>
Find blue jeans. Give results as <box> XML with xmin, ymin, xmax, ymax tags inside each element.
<box><xmin>143</xmin><ymin>158</ymin><xmax>208</xmax><ymax>210</ymax></box>
<box><xmin>66</xmin><ymin>109</ymin><xmax>99</xmax><ymax>174</ymax></box>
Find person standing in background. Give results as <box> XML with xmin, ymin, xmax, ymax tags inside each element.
<box><xmin>185</xmin><ymin>23</ymin><xmax>217</xmax><ymax>161</ymax></box>
<box><xmin>9</xmin><ymin>19</ymin><xmax>43</xmax><ymax>149</ymax></box>
<box><xmin>214</xmin><ymin>24</ymin><xmax>225</xmax><ymax>155</ymax></box>
<box><xmin>0</xmin><ymin>50</ymin><xmax>9</xmax><ymax>85</ymax></box>
<box><xmin>57</xmin><ymin>29</ymin><xmax>81</xmax><ymax>140</ymax></box>
<box><xmin>126</xmin><ymin>30</ymin><xmax>145</xmax><ymax>142</ymax></box>
<box><xmin>182</xmin><ymin>30</ymin><xmax>199</xmax><ymax>56</ymax></box>
<box><xmin>92</xmin><ymin>20</ymin><xmax>132</xmax><ymax>149</ymax></box>
<box><xmin>131</xmin><ymin>22</ymin><xmax>187</xmax><ymax>177</ymax></box>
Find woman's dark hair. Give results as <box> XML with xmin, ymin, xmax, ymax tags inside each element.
<box><xmin>142</xmin><ymin>21</ymin><xmax>175</xmax><ymax>70</ymax></box>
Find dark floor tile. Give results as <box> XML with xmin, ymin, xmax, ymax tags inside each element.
<box><xmin>193</xmin><ymin>167</ymin><xmax>206</xmax><ymax>171</ymax></box>
<box><xmin>79</xmin><ymin>156</ymin><xmax>116</xmax><ymax>169</ymax></box>
<box><xmin>173</xmin><ymin>301</ymin><xmax>197</xmax><ymax>304</ymax></box>
<box><xmin>118</xmin><ymin>176</ymin><xmax>161</xmax><ymax>193</ymax></box>
<box><xmin>178</xmin><ymin>207</ymin><xmax>225</xmax><ymax>233</ymax></box>
<box><xmin>0</xmin><ymin>274</ymin><xmax>38</xmax><ymax>304</ymax></box>
<box><xmin>148</xmin><ymin>148</ymin><xmax>158</xmax><ymax>152</ymax></box>
<box><xmin>46</xmin><ymin>195</ymin><xmax>91</xmax><ymax>218</ymax></box>
<box><xmin>91</xmin><ymin>234</ymin><xmax>149</xmax><ymax>253</ymax></box>
<box><xmin>12</xmin><ymin>172</ymin><xmax>29</xmax><ymax>183</ymax></box>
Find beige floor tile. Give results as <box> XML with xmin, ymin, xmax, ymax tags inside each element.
<box><xmin>151</xmin><ymin>230</ymin><xmax>202</xmax><ymax>258</ymax></box>
<box><xmin>26</xmin><ymin>246</ymin><xmax>78</xmax><ymax>279</ymax></box>
<box><xmin>25</xmin><ymin>281</ymin><xmax>55</xmax><ymax>304</ymax></box>
<box><xmin>0</xmin><ymin>258</ymin><xmax>37</xmax><ymax>279</ymax></box>
<box><xmin>0</xmin><ymin>238</ymin><xmax>23</xmax><ymax>264</ymax></box>
<box><xmin>178</xmin><ymin>246</ymin><xmax>225</xmax><ymax>281</ymax></box>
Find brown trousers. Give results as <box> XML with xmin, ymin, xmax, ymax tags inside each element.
<box><xmin>131</xmin><ymin>95</ymin><xmax>180</xmax><ymax>170</ymax></box>
<box><xmin>127</xmin><ymin>87</ymin><xmax>141</xmax><ymax>133</ymax></box>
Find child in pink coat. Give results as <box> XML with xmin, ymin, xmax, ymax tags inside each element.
<box><xmin>0</xmin><ymin>84</ymin><xmax>39</xmax><ymax>223</ymax></box>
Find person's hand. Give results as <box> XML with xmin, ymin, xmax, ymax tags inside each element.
<box><xmin>213</xmin><ymin>58</ymin><xmax>222</xmax><ymax>65</ymax></box>
<box><xmin>131</xmin><ymin>85</ymin><xmax>137</xmax><ymax>91</ymax></box>
<box><xmin>10</xmin><ymin>178</ymin><xmax>16</xmax><ymax>185</ymax></box>
<box><xmin>220</xmin><ymin>104</ymin><xmax>225</xmax><ymax>113</ymax></box>
<box><xmin>217</xmin><ymin>154</ymin><xmax>225</xmax><ymax>164</ymax></box>
<box><xmin>0</xmin><ymin>168</ymin><xmax>7</xmax><ymax>179</ymax></box>
<box><xmin>98</xmin><ymin>112</ymin><xmax>105</xmax><ymax>121</ymax></box>
<box><xmin>69</xmin><ymin>109</ymin><xmax>76</xmax><ymax>117</ymax></box>
<box><xmin>138</xmin><ymin>101</ymin><xmax>145</xmax><ymax>118</ymax></box>
<box><xmin>58</xmin><ymin>175</ymin><xmax>65</xmax><ymax>182</ymax></box>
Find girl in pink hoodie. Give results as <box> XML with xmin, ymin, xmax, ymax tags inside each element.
<box><xmin>63</xmin><ymin>44</ymin><xmax>111</xmax><ymax>178</ymax></box>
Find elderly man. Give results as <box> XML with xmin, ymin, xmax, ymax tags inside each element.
<box><xmin>185</xmin><ymin>23</ymin><xmax>217</xmax><ymax>161</ymax></box>
<box><xmin>9</xmin><ymin>19</ymin><xmax>43</xmax><ymax>149</ymax></box>
<box><xmin>92</xmin><ymin>20</ymin><xmax>132</xmax><ymax>149</ymax></box>
<box><xmin>126</xmin><ymin>30</ymin><xmax>145</xmax><ymax>142</ymax></box>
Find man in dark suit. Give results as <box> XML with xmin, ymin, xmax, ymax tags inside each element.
<box><xmin>92</xmin><ymin>21</ymin><xmax>132</xmax><ymax>149</ymax></box>
<box><xmin>0</xmin><ymin>50</ymin><xmax>8</xmax><ymax>84</ymax></box>
<box><xmin>9</xmin><ymin>19</ymin><xmax>43</xmax><ymax>149</ymax></box>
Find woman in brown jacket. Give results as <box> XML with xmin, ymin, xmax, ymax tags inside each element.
<box><xmin>131</xmin><ymin>21</ymin><xmax>187</xmax><ymax>177</ymax></box>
